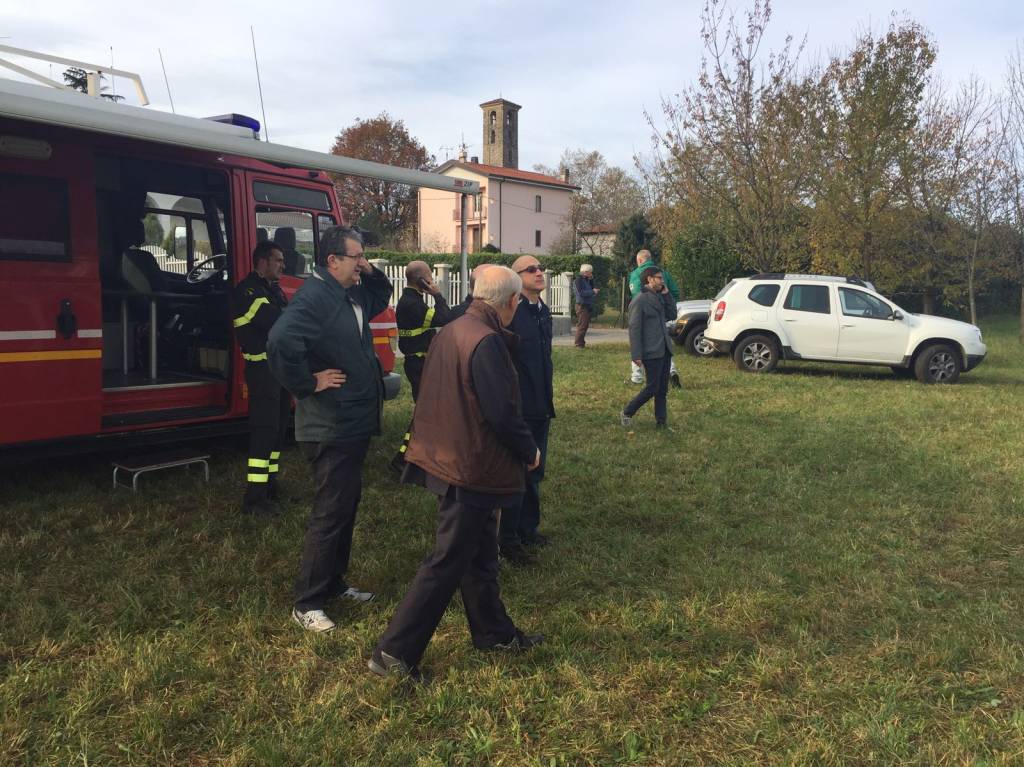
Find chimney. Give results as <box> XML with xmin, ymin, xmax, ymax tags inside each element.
<box><xmin>458</xmin><ymin>145</ymin><xmax>467</xmax><ymax>162</ymax></box>
<box><xmin>470</xmin><ymin>155</ymin><xmax>479</xmax><ymax>164</ymax></box>
<box><xmin>560</xmin><ymin>168</ymin><xmax>570</xmax><ymax>183</ymax></box>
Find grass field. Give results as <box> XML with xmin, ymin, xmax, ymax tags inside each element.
<box><xmin>4</xmin><ymin>317</ymin><xmax>1024</xmax><ymax>765</ymax></box>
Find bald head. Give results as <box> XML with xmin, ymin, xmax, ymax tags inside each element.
<box><xmin>512</xmin><ymin>254</ymin><xmax>544</xmax><ymax>300</ymax></box>
<box><xmin>511</xmin><ymin>255</ymin><xmax>538</xmax><ymax>273</ymax></box>
<box><xmin>636</xmin><ymin>249</ymin><xmax>652</xmax><ymax>266</ymax></box>
<box><xmin>405</xmin><ymin>260</ymin><xmax>432</xmax><ymax>286</ymax></box>
<box><xmin>468</xmin><ymin>263</ymin><xmax>494</xmax><ymax>292</ymax></box>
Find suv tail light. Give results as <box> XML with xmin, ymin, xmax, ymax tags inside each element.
<box><xmin>714</xmin><ymin>301</ymin><xmax>726</xmax><ymax>321</ymax></box>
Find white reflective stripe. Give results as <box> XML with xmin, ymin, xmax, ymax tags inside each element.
<box><xmin>0</xmin><ymin>330</ymin><xmax>56</xmax><ymax>340</ymax></box>
<box><xmin>77</xmin><ymin>328</ymin><xmax>102</xmax><ymax>338</ymax></box>
<box><xmin>369</xmin><ymin>322</ymin><xmax>397</xmax><ymax>330</ymax></box>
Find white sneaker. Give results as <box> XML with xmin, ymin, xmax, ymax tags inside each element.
<box><xmin>341</xmin><ymin>586</ymin><xmax>375</xmax><ymax>603</ymax></box>
<box><xmin>292</xmin><ymin>607</ymin><xmax>336</xmax><ymax>633</ymax></box>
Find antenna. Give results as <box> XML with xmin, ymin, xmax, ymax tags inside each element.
<box><xmin>110</xmin><ymin>46</ymin><xmax>115</xmax><ymax>101</ymax></box>
<box><xmin>158</xmin><ymin>48</ymin><xmax>175</xmax><ymax>114</ymax></box>
<box><xmin>251</xmin><ymin>26</ymin><xmax>269</xmax><ymax>141</ymax></box>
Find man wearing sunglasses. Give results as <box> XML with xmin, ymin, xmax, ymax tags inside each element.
<box><xmin>268</xmin><ymin>226</ymin><xmax>393</xmax><ymax>634</ymax></box>
<box><xmin>498</xmin><ymin>255</ymin><xmax>556</xmax><ymax>565</ymax></box>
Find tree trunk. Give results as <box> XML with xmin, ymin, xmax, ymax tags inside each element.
<box><xmin>922</xmin><ymin>289</ymin><xmax>936</xmax><ymax>316</ymax></box>
<box><xmin>1020</xmin><ymin>282</ymin><xmax>1024</xmax><ymax>344</ymax></box>
<box><xmin>619</xmin><ymin>278</ymin><xmax>628</xmax><ymax>328</ymax></box>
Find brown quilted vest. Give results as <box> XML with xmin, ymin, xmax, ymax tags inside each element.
<box><xmin>405</xmin><ymin>301</ymin><xmax>526</xmax><ymax>495</ymax></box>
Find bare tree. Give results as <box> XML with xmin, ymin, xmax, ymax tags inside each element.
<box><xmin>645</xmin><ymin>0</ymin><xmax>816</xmax><ymax>272</ymax></box>
<box><xmin>1003</xmin><ymin>43</ymin><xmax>1024</xmax><ymax>340</ymax></box>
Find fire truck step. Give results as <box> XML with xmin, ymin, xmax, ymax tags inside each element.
<box><xmin>112</xmin><ymin>448</ymin><xmax>211</xmax><ymax>492</ymax></box>
<box><xmin>102</xmin><ymin>405</ymin><xmax>227</xmax><ymax>429</ymax></box>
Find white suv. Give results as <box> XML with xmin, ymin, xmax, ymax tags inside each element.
<box><xmin>704</xmin><ymin>274</ymin><xmax>987</xmax><ymax>383</ymax></box>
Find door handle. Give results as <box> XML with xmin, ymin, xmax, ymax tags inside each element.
<box><xmin>783</xmin><ymin>318</ymin><xmax>797</xmax><ymax>322</ymax></box>
<box><xmin>841</xmin><ymin>323</ymin><xmax>855</xmax><ymax>328</ymax></box>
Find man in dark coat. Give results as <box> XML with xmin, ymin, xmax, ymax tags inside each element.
<box><xmin>498</xmin><ymin>255</ymin><xmax>556</xmax><ymax>565</ymax></box>
<box><xmin>231</xmin><ymin>241</ymin><xmax>289</xmax><ymax>516</ymax></box>
<box><xmin>369</xmin><ymin>266</ymin><xmax>544</xmax><ymax>682</ymax></box>
<box><xmin>573</xmin><ymin>263</ymin><xmax>598</xmax><ymax>348</ymax></box>
<box><xmin>620</xmin><ymin>267</ymin><xmax>675</xmax><ymax>429</ymax></box>
<box><xmin>267</xmin><ymin>226</ymin><xmax>392</xmax><ymax>634</ymax></box>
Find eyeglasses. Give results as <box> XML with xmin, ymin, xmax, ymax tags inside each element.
<box><xmin>517</xmin><ymin>265</ymin><xmax>542</xmax><ymax>274</ymax></box>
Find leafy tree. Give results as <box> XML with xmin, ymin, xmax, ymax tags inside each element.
<box><xmin>611</xmin><ymin>213</ymin><xmax>660</xmax><ymax>324</ymax></box>
<box><xmin>808</xmin><ymin>17</ymin><xmax>935</xmax><ymax>285</ymax></box>
<box><xmin>664</xmin><ymin>222</ymin><xmax>744</xmax><ymax>299</ymax></box>
<box><xmin>62</xmin><ymin>67</ymin><xmax>124</xmax><ymax>102</ymax></box>
<box><xmin>329</xmin><ymin>113</ymin><xmax>433</xmax><ymax>249</ymax></box>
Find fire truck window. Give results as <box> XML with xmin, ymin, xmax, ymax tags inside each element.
<box><xmin>256</xmin><ymin>208</ymin><xmax>314</xmax><ymax>276</ymax></box>
<box><xmin>253</xmin><ymin>181</ymin><xmax>331</xmax><ymax>212</ymax></box>
<box><xmin>0</xmin><ymin>173</ymin><xmax>71</xmax><ymax>262</ymax></box>
<box><xmin>142</xmin><ymin>213</ymin><xmax>188</xmax><ymax>275</ymax></box>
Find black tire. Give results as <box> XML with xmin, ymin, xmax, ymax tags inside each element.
<box><xmin>890</xmin><ymin>365</ymin><xmax>915</xmax><ymax>379</ymax></box>
<box><xmin>683</xmin><ymin>324</ymin><xmax>716</xmax><ymax>357</ymax></box>
<box><xmin>734</xmin><ymin>334</ymin><xmax>779</xmax><ymax>373</ymax></box>
<box><xmin>913</xmin><ymin>344</ymin><xmax>961</xmax><ymax>384</ymax></box>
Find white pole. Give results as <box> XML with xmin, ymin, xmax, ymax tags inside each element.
<box><xmin>460</xmin><ymin>193</ymin><xmax>469</xmax><ymax>299</ymax></box>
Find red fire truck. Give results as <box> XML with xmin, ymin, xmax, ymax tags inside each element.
<box><xmin>0</xmin><ymin>63</ymin><xmax>477</xmax><ymax>464</ymax></box>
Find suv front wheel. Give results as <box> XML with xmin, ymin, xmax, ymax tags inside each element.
<box><xmin>735</xmin><ymin>334</ymin><xmax>779</xmax><ymax>373</ymax></box>
<box><xmin>914</xmin><ymin>344</ymin><xmax>961</xmax><ymax>384</ymax></box>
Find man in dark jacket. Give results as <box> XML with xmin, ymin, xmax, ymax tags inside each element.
<box><xmin>369</xmin><ymin>266</ymin><xmax>544</xmax><ymax>682</ymax></box>
<box><xmin>498</xmin><ymin>255</ymin><xmax>556</xmax><ymax>565</ymax></box>
<box><xmin>267</xmin><ymin>226</ymin><xmax>392</xmax><ymax>634</ymax></box>
<box><xmin>231</xmin><ymin>241</ymin><xmax>289</xmax><ymax>516</ymax></box>
<box><xmin>573</xmin><ymin>263</ymin><xmax>598</xmax><ymax>348</ymax></box>
<box><xmin>621</xmin><ymin>267</ymin><xmax>675</xmax><ymax>429</ymax></box>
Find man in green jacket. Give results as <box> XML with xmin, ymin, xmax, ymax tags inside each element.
<box><xmin>628</xmin><ymin>249</ymin><xmax>681</xmax><ymax>388</ymax></box>
<box><xmin>267</xmin><ymin>226</ymin><xmax>392</xmax><ymax>634</ymax></box>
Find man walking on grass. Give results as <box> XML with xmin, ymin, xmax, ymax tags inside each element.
<box><xmin>369</xmin><ymin>266</ymin><xmax>544</xmax><ymax>682</ymax></box>
<box><xmin>573</xmin><ymin>263</ymin><xmax>598</xmax><ymax>348</ymax></box>
<box><xmin>267</xmin><ymin>226</ymin><xmax>392</xmax><ymax>634</ymax></box>
<box><xmin>621</xmin><ymin>266</ymin><xmax>675</xmax><ymax>430</ymax></box>
<box><xmin>628</xmin><ymin>250</ymin><xmax>681</xmax><ymax>389</ymax></box>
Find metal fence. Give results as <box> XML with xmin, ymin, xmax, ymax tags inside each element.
<box><xmin>374</xmin><ymin>260</ymin><xmax>574</xmax><ymax>316</ymax></box>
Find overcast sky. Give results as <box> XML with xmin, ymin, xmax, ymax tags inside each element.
<box><xmin>3</xmin><ymin>1</ymin><xmax>1022</xmax><ymax>173</ymax></box>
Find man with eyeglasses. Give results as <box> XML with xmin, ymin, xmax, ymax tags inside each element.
<box><xmin>232</xmin><ymin>240</ymin><xmax>290</xmax><ymax>517</ymax></box>
<box><xmin>498</xmin><ymin>255</ymin><xmax>556</xmax><ymax>565</ymax></box>
<box><xmin>268</xmin><ymin>226</ymin><xmax>393</xmax><ymax>634</ymax></box>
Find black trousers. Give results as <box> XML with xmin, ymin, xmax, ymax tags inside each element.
<box><xmin>500</xmin><ymin>417</ymin><xmax>549</xmax><ymax>547</ymax></box>
<box><xmin>376</xmin><ymin>487</ymin><xmax>518</xmax><ymax>666</ymax></box>
<box><xmin>294</xmin><ymin>439</ymin><xmax>370</xmax><ymax>611</ymax></box>
<box><xmin>624</xmin><ymin>355</ymin><xmax>670</xmax><ymax>424</ymax></box>
<box><xmin>244</xmin><ymin>363</ymin><xmax>290</xmax><ymax>494</ymax></box>
<box><xmin>403</xmin><ymin>354</ymin><xmax>426</xmax><ymax>403</ymax></box>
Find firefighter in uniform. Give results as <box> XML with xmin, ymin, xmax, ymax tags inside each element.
<box><xmin>391</xmin><ymin>260</ymin><xmax>452</xmax><ymax>471</ymax></box>
<box><xmin>232</xmin><ymin>241</ymin><xmax>290</xmax><ymax>515</ymax></box>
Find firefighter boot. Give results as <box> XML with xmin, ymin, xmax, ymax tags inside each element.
<box><xmin>242</xmin><ymin>482</ymin><xmax>280</xmax><ymax>517</ymax></box>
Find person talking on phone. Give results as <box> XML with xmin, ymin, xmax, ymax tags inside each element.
<box><xmin>396</xmin><ymin>260</ymin><xmax>452</xmax><ymax>401</ymax></box>
<box><xmin>390</xmin><ymin>261</ymin><xmax>454</xmax><ymax>473</ymax></box>
<box><xmin>267</xmin><ymin>226</ymin><xmax>392</xmax><ymax>634</ymax></box>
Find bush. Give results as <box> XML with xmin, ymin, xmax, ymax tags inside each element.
<box><xmin>366</xmin><ymin>251</ymin><xmax>613</xmax><ymax>316</ymax></box>
<box><xmin>664</xmin><ymin>224</ymin><xmax>745</xmax><ymax>300</ymax></box>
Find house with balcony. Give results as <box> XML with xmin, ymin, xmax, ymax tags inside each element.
<box><xmin>418</xmin><ymin>98</ymin><xmax>579</xmax><ymax>254</ymax></box>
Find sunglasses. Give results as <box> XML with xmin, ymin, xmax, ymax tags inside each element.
<box><xmin>517</xmin><ymin>265</ymin><xmax>542</xmax><ymax>274</ymax></box>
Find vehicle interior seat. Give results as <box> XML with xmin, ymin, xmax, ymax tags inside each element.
<box><xmin>273</xmin><ymin>227</ymin><xmax>303</xmax><ymax>275</ymax></box>
<box><xmin>257</xmin><ymin>227</ymin><xmax>269</xmax><ymax>243</ymax></box>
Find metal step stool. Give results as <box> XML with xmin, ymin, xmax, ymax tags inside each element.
<box><xmin>112</xmin><ymin>449</ymin><xmax>210</xmax><ymax>492</ymax></box>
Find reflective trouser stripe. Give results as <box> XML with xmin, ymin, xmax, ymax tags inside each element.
<box><xmin>248</xmin><ymin>457</ymin><xmax>271</xmax><ymax>484</ymax></box>
<box><xmin>398</xmin><ymin>432</ymin><xmax>411</xmax><ymax>454</ymax></box>
<box><xmin>269</xmin><ymin>450</ymin><xmax>281</xmax><ymax>473</ymax></box>
<box><xmin>243</xmin><ymin>352</ymin><xmax>268</xmax><ymax>362</ymax></box>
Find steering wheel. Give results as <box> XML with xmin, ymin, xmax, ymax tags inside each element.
<box><xmin>186</xmin><ymin>254</ymin><xmax>228</xmax><ymax>285</ymax></box>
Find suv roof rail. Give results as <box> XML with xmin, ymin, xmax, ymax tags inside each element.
<box><xmin>750</xmin><ymin>272</ymin><xmax>785</xmax><ymax>280</ymax></box>
<box><xmin>846</xmin><ymin>276</ymin><xmax>868</xmax><ymax>287</ymax></box>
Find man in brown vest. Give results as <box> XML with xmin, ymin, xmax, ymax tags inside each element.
<box><xmin>369</xmin><ymin>266</ymin><xmax>544</xmax><ymax>682</ymax></box>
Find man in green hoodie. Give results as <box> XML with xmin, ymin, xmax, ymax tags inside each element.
<box><xmin>628</xmin><ymin>249</ymin><xmax>681</xmax><ymax>388</ymax></box>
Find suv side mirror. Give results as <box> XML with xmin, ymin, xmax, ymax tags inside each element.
<box><xmin>891</xmin><ymin>309</ymin><xmax>904</xmax><ymax>321</ymax></box>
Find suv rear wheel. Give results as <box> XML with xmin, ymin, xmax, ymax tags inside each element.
<box><xmin>914</xmin><ymin>344</ymin><xmax>961</xmax><ymax>384</ymax></box>
<box><xmin>683</xmin><ymin>324</ymin><xmax>716</xmax><ymax>357</ymax></box>
<box><xmin>734</xmin><ymin>334</ymin><xmax>779</xmax><ymax>373</ymax></box>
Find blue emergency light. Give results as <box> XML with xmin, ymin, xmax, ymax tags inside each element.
<box><xmin>204</xmin><ymin>113</ymin><xmax>262</xmax><ymax>137</ymax></box>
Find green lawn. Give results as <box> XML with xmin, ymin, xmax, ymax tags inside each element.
<box><xmin>3</xmin><ymin>318</ymin><xmax>1024</xmax><ymax>765</ymax></box>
